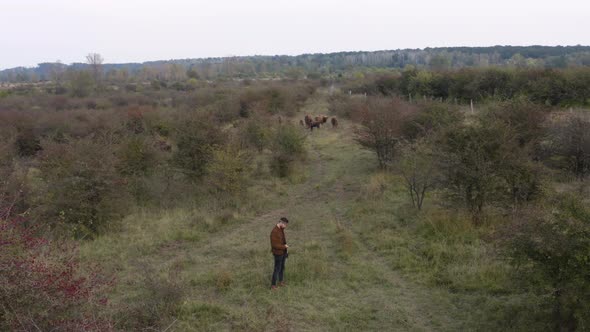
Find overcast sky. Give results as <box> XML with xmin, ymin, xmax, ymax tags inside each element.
<box><xmin>1</xmin><ymin>0</ymin><xmax>588</xmax><ymax>69</ymax></box>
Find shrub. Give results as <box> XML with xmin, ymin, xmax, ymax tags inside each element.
<box><xmin>435</xmin><ymin>110</ymin><xmax>546</xmax><ymax>220</ymax></box>
<box><xmin>355</xmin><ymin>97</ymin><xmax>417</xmax><ymax>169</ymax></box>
<box><xmin>206</xmin><ymin>146</ymin><xmax>251</xmax><ymax>195</ymax></box>
<box><xmin>173</xmin><ymin>116</ymin><xmax>225</xmax><ymax>181</ymax></box>
<box><xmin>273</xmin><ymin>123</ymin><xmax>306</xmax><ymax>156</ymax></box>
<box><xmin>327</xmin><ymin>93</ymin><xmax>367</xmax><ymax>119</ymax></box>
<box><xmin>15</xmin><ymin>127</ymin><xmax>42</xmax><ymax>157</ymax></box>
<box><xmin>549</xmin><ymin>116</ymin><xmax>590</xmax><ymax>180</ymax></box>
<box><xmin>117</xmin><ymin>137</ymin><xmax>157</xmax><ymax>177</ymax></box>
<box><xmin>266</xmin><ymin>88</ymin><xmax>286</xmax><ymax>114</ymax></box>
<box><xmin>38</xmin><ymin>139</ymin><xmax>129</xmax><ymax>237</ymax></box>
<box><xmin>482</xmin><ymin>99</ymin><xmax>548</xmax><ymax>147</ymax></box>
<box><xmin>240</xmin><ymin>118</ymin><xmax>272</xmax><ymax>151</ymax></box>
<box><xmin>125</xmin><ymin>83</ymin><xmax>137</xmax><ymax>92</ymax></box>
<box><xmin>50</xmin><ymin>95</ymin><xmax>70</xmax><ymax>110</ymax></box>
<box><xmin>213</xmin><ymin>95</ymin><xmax>241</xmax><ymax>123</ymax></box>
<box><xmin>402</xmin><ymin>101</ymin><xmax>463</xmax><ymax>140</ymax></box>
<box><xmin>0</xmin><ymin>140</ymin><xmax>15</xmax><ymax>182</ymax></box>
<box><xmin>270</xmin><ymin>124</ymin><xmax>306</xmax><ymax>177</ymax></box>
<box><xmin>437</xmin><ymin>122</ymin><xmax>514</xmax><ymax>220</ymax></box>
<box><xmin>397</xmin><ymin>138</ymin><xmax>438</xmax><ymax>210</ymax></box>
<box><xmin>501</xmin><ymin>194</ymin><xmax>590</xmax><ymax>331</ymax></box>
<box><xmin>125</xmin><ymin>105</ymin><xmax>155</xmax><ymax>134</ymax></box>
<box><xmin>68</xmin><ymin>70</ymin><xmax>94</xmax><ymax>98</ymax></box>
<box><xmin>116</xmin><ymin>264</ymin><xmax>183</xmax><ymax>330</ymax></box>
<box><xmin>86</xmin><ymin>99</ymin><xmax>98</xmax><ymax>109</ymax></box>
<box><xmin>0</xmin><ymin>203</ymin><xmax>114</xmax><ymax>331</ymax></box>
<box><xmin>498</xmin><ymin>155</ymin><xmax>545</xmax><ymax>207</ymax></box>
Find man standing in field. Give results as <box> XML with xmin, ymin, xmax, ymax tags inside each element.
<box><xmin>270</xmin><ymin>217</ymin><xmax>289</xmax><ymax>290</ymax></box>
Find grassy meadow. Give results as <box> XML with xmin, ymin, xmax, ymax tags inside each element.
<box><xmin>76</xmin><ymin>95</ymin><xmax>546</xmax><ymax>331</ymax></box>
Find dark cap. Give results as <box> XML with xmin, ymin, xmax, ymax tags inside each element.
<box><xmin>280</xmin><ymin>217</ymin><xmax>289</xmax><ymax>223</ymax></box>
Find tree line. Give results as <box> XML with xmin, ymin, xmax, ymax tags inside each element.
<box><xmin>2</xmin><ymin>45</ymin><xmax>590</xmax><ymax>83</ymax></box>
<box><xmin>346</xmin><ymin>67</ymin><xmax>590</xmax><ymax>107</ymax></box>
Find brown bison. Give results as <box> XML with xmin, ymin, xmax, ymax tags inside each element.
<box><xmin>331</xmin><ymin>117</ymin><xmax>338</xmax><ymax>128</ymax></box>
<box><xmin>309</xmin><ymin>121</ymin><xmax>321</xmax><ymax>131</ymax></box>
<box><xmin>304</xmin><ymin>114</ymin><xmax>313</xmax><ymax>128</ymax></box>
<box><xmin>322</xmin><ymin>116</ymin><xmax>328</xmax><ymax>124</ymax></box>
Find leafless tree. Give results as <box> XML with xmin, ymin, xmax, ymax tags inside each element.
<box><xmin>397</xmin><ymin>138</ymin><xmax>437</xmax><ymax>210</ymax></box>
<box><xmin>86</xmin><ymin>53</ymin><xmax>104</xmax><ymax>83</ymax></box>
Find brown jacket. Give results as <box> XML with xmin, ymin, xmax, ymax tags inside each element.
<box><xmin>270</xmin><ymin>225</ymin><xmax>287</xmax><ymax>255</ymax></box>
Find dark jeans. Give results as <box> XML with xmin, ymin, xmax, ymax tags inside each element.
<box><xmin>271</xmin><ymin>254</ymin><xmax>286</xmax><ymax>286</ymax></box>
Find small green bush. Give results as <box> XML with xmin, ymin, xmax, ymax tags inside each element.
<box><xmin>206</xmin><ymin>146</ymin><xmax>251</xmax><ymax>195</ymax></box>
<box><xmin>68</xmin><ymin>70</ymin><xmax>94</xmax><ymax>97</ymax></box>
<box><xmin>173</xmin><ymin>115</ymin><xmax>224</xmax><ymax>181</ymax></box>
<box><xmin>270</xmin><ymin>124</ymin><xmax>306</xmax><ymax>177</ymax></box>
<box><xmin>38</xmin><ymin>139</ymin><xmax>129</xmax><ymax>237</ymax></box>
<box><xmin>117</xmin><ymin>137</ymin><xmax>157</xmax><ymax>177</ymax></box>
<box><xmin>241</xmin><ymin>118</ymin><xmax>272</xmax><ymax>151</ymax></box>
<box><xmin>501</xmin><ymin>194</ymin><xmax>590</xmax><ymax>331</ymax></box>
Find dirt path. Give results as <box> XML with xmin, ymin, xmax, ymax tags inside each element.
<box><xmin>278</xmin><ymin>113</ymin><xmax>460</xmax><ymax>331</ymax></box>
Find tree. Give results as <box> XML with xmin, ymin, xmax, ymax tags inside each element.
<box><xmin>45</xmin><ymin>60</ymin><xmax>66</xmax><ymax>85</ymax></box>
<box><xmin>437</xmin><ymin>122</ymin><xmax>515</xmax><ymax>221</ymax></box>
<box><xmin>186</xmin><ymin>67</ymin><xmax>200</xmax><ymax>79</ymax></box>
<box><xmin>355</xmin><ymin>98</ymin><xmax>416</xmax><ymax>169</ymax></box>
<box><xmin>86</xmin><ymin>53</ymin><xmax>104</xmax><ymax>84</ymax></box>
<box><xmin>438</xmin><ymin>108</ymin><xmax>546</xmax><ymax>219</ymax></box>
<box><xmin>397</xmin><ymin>138</ymin><xmax>437</xmax><ymax>210</ymax></box>
<box><xmin>508</xmin><ymin>53</ymin><xmax>527</xmax><ymax>68</ymax></box>
<box><xmin>429</xmin><ymin>54</ymin><xmax>451</xmax><ymax>71</ymax></box>
<box><xmin>408</xmin><ymin>71</ymin><xmax>435</xmax><ymax>98</ymax></box>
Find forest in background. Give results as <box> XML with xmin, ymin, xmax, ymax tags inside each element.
<box><xmin>2</xmin><ymin>45</ymin><xmax>590</xmax><ymax>83</ymax></box>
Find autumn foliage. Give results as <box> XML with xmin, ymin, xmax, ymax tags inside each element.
<box><xmin>0</xmin><ymin>200</ymin><xmax>114</xmax><ymax>331</ymax></box>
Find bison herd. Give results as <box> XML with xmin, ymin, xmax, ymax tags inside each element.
<box><xmin>302</xmin><ymin>114</ymin><xmax>338</xmax><ymax>131</ymax></box>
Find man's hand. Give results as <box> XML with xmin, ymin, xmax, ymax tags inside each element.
<box><xmin>285</xmin><ymin>245</ymin><xmax>289</xmax><ymax>249</ymax></box>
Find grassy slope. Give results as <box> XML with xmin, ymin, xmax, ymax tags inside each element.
<box><xmin>81</xmin><ymin>95</ymin><xmax>538</xmax><ymax>331</ymax></box>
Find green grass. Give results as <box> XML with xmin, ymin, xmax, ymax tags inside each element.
<box><xmin>81</xmin><ymin>97</ymin><xmax>547</xmax><ymax>331</ymax></box>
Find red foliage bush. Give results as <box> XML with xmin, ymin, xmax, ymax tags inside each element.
<box><xmin>0</xmin><ymin>201</ymin><xmax>115</xmax><ymax>331</ymax></box>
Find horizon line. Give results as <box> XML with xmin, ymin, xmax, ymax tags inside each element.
<box><xmin>1</xmin><ymin>44</ymin><xmax>588</xmax><ymax>71</ymax></box>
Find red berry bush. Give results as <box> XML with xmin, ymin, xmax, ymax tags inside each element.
<box><xmin>0</xmin><ymin>202</ymin><xmax>114</xmax><ymax>331</ymax></box>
